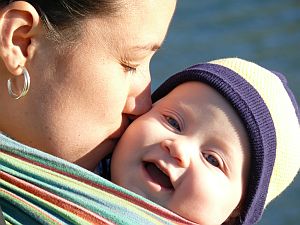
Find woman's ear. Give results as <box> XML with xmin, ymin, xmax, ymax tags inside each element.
<box><xmin>0</xmin><ymin>1</ymin><xmax>40</xmax><ymax>75</ymax></box>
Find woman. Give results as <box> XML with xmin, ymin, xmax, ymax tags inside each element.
<box><xmin>0</xmin><ymin>1</ymin><xmax>195</xmax><ymax>224</ymax></box>
<box><xmin>0</xmin><ymin>0</ymin><xmax>175</xmax><ymax>169</ymax></box>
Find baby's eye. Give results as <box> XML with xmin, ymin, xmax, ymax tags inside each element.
<box><xmin>165</xmin><ymin>116</ymin><xmax>181</xmax><ymax>132</ymax></box>
<box><xmin>204</xmin><ymin>153</ymin><xmax>220</xmax><ymax>168</ymax></box>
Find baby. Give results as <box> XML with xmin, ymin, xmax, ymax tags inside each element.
<box><xmin>109</xmin><ymin>58</ymin><xmax>300</xmax><ymax>225</ymax></box>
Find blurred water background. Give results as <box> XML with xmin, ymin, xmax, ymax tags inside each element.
<box><xmin>151</xmin><ymin>1</ymin><xmax>300</xmax><ymax>225</ymax></box>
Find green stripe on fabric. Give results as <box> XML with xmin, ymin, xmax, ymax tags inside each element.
<box><xmin>3</xmin><ymin>213</ymin><xmax>23</xmax><ymax>225</ymax></box>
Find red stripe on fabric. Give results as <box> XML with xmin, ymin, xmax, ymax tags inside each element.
<box><xmin>1</xmin><ymin>150</ymin><xmax>195</xmax><ymax>224</ymax></box>
<box><xmin>0</xmin><ymin>188</ymin><xmax>63</xmax><ymax>225</ymax></box>
<box><xmin>0</xmin><ymin>171</ymin><xmax>114</xmax><ymax>225</ymax></box>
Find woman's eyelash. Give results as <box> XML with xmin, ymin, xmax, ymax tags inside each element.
<box><xmin>123</xmin><ymin>64</ymin><xmax>137</xmax><ymax>73</ymax></box>
<box><xmin>121</xmin><ymin>59</ymin><xmax>138</xmax><ymax>73</ymax></box>
<box><xmin>165</xmin><ymin>116</ymin><xmax>181</xmax><ymax>132</ymax></box>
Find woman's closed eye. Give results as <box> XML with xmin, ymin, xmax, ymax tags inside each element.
<box><xmin>122</xmin><ymin>63</ymin><xmax>137</xmax><ymax>74</ymax></box>
<box><xmin>165</xmin><ymin>116</ymin><xmax>181</xmax><ymax>132</ymax></box>
<box><xmin>120</xmin><ymin>58</ymin><xmax>139</xmax><ymax>74</ymax></box>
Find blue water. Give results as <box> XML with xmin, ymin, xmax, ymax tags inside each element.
<box><xmin>151</xmin><ymin>1</ymin><xmax>300</xmax><ymax>224</ymax></box>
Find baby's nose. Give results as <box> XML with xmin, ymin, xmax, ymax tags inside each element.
<box><xmin>160</xmin><ymin>139</ymin><xmax>191</xmax><ymax>168</ymax></box>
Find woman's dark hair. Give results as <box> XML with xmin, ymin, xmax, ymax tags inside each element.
<box><xmin>1</xmin><ymin>0</ymin><xmax>122</xmax><ymax>43</ymax></box>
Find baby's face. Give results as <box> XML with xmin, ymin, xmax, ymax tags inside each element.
<box><xmin>111</xmin><ymin>82</ymin><xmax>250</xmax><ymax>225</ymax></box>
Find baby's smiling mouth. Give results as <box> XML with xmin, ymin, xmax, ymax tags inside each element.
<box><xmin>143</xmin><ymin>162</ymin><xmax>174</xmax><ymax>190</ymax></box>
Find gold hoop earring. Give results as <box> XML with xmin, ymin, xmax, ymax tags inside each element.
<box><xmin>7</xmin><ymin>66</ymin><xmax>31</xmax><ymax>99</ymax></box>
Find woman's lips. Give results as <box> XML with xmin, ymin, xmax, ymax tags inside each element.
<box><xmin>143</xmin><ymin>162</ymin><xmax>174</xmax><ymax>190</ymax></box>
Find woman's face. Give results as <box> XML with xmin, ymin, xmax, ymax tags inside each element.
<box><xmin>23</xmin><ymin>0</ymin><xmax>177</xmax><ymax>169</ymax></box>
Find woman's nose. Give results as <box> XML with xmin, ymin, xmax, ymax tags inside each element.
<box><xmin>161</xmin><ymin>139</ymin><xmax>190</xmax><ymax>168</ymax></box>
<box><xmin>123</xmin><ymin>73</ymin><xmax>152</xmax><ymax>116</ymax></box>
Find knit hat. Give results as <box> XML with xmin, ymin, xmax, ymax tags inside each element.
<box><xmin>151</xmin><ymin>57</ymin><xmax>300</xmax><ymax>225</ymax></box>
